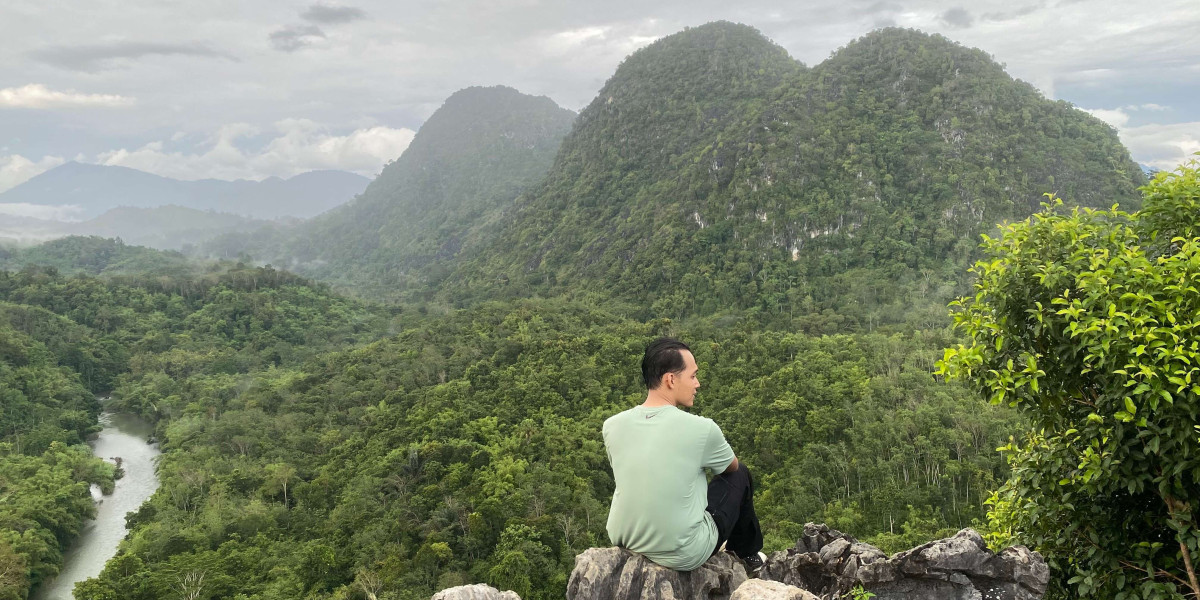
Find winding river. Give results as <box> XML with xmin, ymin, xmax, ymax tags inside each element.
<box><xmin>32</xmin><ymin>411</ymin><xmax>160</xmax><ymax>600</ymax></box>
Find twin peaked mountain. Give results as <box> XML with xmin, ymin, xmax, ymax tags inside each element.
<box><xmin>210</xmin><ymin>22</ymin><xmax>1142</xmax><ymax>321</ymax></box>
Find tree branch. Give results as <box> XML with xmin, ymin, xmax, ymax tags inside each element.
<box><xmin>1180</xmin><ymin>540</ymin><xmax>1200</xmax><ymax>599</ymax></box>
<box><xmin>1164</xmin><ymin>494</ymin><xmax>1200</xmax><ymax>599</ymax></box>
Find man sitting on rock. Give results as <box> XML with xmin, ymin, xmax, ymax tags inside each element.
<box><xmin>603</xmin><ymin>337</ymin><xmax>766</xmax><ymax>573</ymax></box>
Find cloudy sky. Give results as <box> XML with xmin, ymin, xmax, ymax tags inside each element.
<box><xmin>2</xmin><ymin>0</ymin><xmax>1197</xmax><ymax>192</ymax></box>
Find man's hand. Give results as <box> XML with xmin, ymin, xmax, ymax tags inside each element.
<box><xmin>723</xmin><ymin>456</ymin><xmax>739</xmax><ymax>474</ymax></box>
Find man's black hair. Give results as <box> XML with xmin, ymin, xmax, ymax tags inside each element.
<box><xmin>642</xmin><ymin>337</ymin><xmax>691</xmax><ymax>389</ymax></box>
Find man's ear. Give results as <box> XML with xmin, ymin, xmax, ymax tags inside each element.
<box><xmin>663</xmin><ymin>372</ymin><xmax>675</xmax><ymax>389</ymax></box>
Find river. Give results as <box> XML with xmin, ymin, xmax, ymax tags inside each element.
<box><xmin>32</xmin><ymin>411</ymin><xmax>160</xmax><ymax>600</ymax></box>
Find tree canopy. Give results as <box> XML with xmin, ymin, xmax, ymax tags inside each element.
<box><xmin>940</xmin><ymin>161</ymin><xmax>1200</xmax><ymax>599</ymax></box>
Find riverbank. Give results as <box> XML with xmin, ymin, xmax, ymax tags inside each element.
<box><xmin>31</xmin><ymin>412</ymin><xmax>160</xmax><ymax>600</ymax></box>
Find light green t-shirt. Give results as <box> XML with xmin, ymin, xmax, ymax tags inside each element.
<box><xmin>602</xmin><ymin>404</ymin><xmax>736</xmax><ymax>571</ymax></box>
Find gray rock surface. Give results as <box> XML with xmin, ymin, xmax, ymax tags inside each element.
<box><xmin>730</xmin><ymin>579</ymin><xmax>820</xmax><ymax>600</ymax></box>
<box><xmin>567</xmin><ymin>547</ymin><xmax>748</xmax><ymax>600</ymax></box>
<box><xmin>431</xmin><ymin>583</ymin><xmax>521</xmax><ymax>600</ymax></box>
<box><xmin>760</xmin><ymin>524</ymin><xmax>1049</xmax><ymax>600</ymax></box>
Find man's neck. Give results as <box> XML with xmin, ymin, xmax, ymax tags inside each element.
<box><xmin>641</xmin><ymin>391</ymin><xmax>678</xmax><ymax>408</ymax></box>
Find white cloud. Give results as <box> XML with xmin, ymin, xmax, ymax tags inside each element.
<box><xmin>250</xmin><ymin>118</ymin><xmax>417</xmax><ymax>176</ymax></box>
<box><xmin>538</xmin><ymin>21</ymin><xmax>661</xmax><ymax>60</ymax></box>
<box><xmin>1084</xmin><ymin>107</ymin><xmax>1131</xmax><ymax>129</ymax></box>
<box><xmin>1118</xmin><ymin>122</ymin><xmax>1200</xmax><ymax>172</ymax></box>
<box><xmin>1083</xmin><ymin>107</ymin><xmax>1199</xmax><ymax>171</ymax></box>
<box><xmin>549</xmin><ymin>26</ymin><xmax>608</xmax><ymax>47</ymax></box>
<box><xmin>0</xmin><ymin>84</ymin><xmax>134</xmax><ymax>109</ymax></box>
<box><xmin>540</xmin><ymin>26</ymin><xmax>613</xmax><ymax>57</ymax></box>
<box><xmin>0</xmin><ymin>154</ymin><xmax>66</xmax><ymax>193</ymax></box>
<box><xmin>626</xmin><ymin>34</ymin><xmax>661</xmax><ymax>47</ymax></box>
<box><xmin>0</xmin><ymin>202</ymin><xmax>84</xmax><ymax>221</ymax></box>
<box><xmin>96</xmin><ymin>120</ymin><xmax>415</xmax><ymax>181</ymax></box>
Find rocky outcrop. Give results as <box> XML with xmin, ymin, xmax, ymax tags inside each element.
<box><xmin>431</xmin><ymin>524</ymin><xmax>1048</xmax><ymax>600</ymax></box>
<box><xmin>567</xmin><ymin>547</ymin><xmax>748</xmax><ymax>600</ymax></box>
<box><xmin>729</xmin><ymin>580</ymin><xmax>819</xmax><ymax>600</ymax></box>
<box><xmin>760</xmin><ymin>523</ymin><xmax>1049</xmax><ymax>600</ymax></box>
<box><xmin>431</xmin><ymin>583</ymin><xmax>521</xmax><ymax>600</ymax></box>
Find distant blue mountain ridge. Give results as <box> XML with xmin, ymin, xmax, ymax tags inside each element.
<box><xmin>0</xmin><ymin>162</ymin><xmax>370</xmax><ymax>220</ymax></box>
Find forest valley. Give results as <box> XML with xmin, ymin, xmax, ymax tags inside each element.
<box><xmin>1</xmin><ymin>21</ymin><xmax>1197</xmax><ymax>600</ymax></box>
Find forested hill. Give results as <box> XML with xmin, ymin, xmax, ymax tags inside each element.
<box><xmin>436</xmin><ymin>23</ymin><xmax>1143</xmax><ymax>329</ymax></box>
<box><xmin>204</xmin><ymin>86</ymin><xmax>576</xmax><ymax>299</ymax></box>
<box><xmin>0</xmin><ymin>236</ymin><xmax>196</xmax><ymax>277</ymax></box>
<box><xmin>0</xmin><ymin>260</ymin><xmax>390</xmax><ymax>599</ymax></box>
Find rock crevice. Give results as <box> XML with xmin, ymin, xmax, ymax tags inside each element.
<box><xmin>760</xmin><ymin>523</ymin><xmax>1049</xmax><ymax>600</ymax></box>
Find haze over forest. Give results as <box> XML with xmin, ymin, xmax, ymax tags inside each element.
<box><xmin>1</xmin><ymin>10</ymin><xmax>1198</xmax><ymax>600</ymax></box>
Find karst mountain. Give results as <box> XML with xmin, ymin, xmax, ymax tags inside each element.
<box><xmin>212</xmin><ymin>23</ymin><xmax>1141</xmax><ymax>329</ymax></box>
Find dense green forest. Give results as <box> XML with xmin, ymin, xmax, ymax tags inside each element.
<box><xmin>0</xmin><ymin>251</ymin><xmax>389</xmax><ymax>599</ymax></box>
<box><xmin>0</xmin><ymin>311</ymin><xmax>116</xmax><ymax>599</ymax></box>
<box><xmin>0</xmin><ymin>275</ymin><xmax>1018</xmax><ymax>600</ymax></box>
<box><xmin>0</xmin><ymin>237</ymin><xmax>196</xmax><ymax>279</ymax></box>
<box><xmin>0</xmin><ymin>19</ymin><xmax>1175</xmax><ymax>600</ymax></box>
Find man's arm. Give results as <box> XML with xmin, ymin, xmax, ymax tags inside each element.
<box><xmin>702</xmin><ymin>419</ymin><xmax>736</xmax><ymax>474</ymax></box>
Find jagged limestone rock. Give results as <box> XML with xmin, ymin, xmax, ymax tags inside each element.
<box><xmin>567</xmin><ymin>547</ymin><xmax>748</xmax><ymax>600</ymax></box>
<box><xmin>431</xmin><ymin>583</ymin><xmax>521</xmax><ymax>600</ymax></box>
<box><xmin>760</xmin><ymin>523</ymin><xmax>1049</xmax><ymax>600</ymax></box>
<box><xmin>729</xmin><ymin>579</ymin><xmax>819</xmax><ymax>600</ymax></box>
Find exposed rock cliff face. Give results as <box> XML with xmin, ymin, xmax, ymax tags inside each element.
<box><xmin>760</xmin><ymin>523</ymin><xmax>1049</xmax><ymax>600</ymax></box>
<box><xmin>566</xmin><ymin>547</ymin><xmax>748</xmax><ymax>600</ymax></box>
<box><xmin>430</xmin><ymin>523</ymin><xmax>1049</xmax><ymax>600</ymax></box>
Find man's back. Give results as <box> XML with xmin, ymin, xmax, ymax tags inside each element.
<box><xmin>603</xmin><ymin>404</ymin><xmax>734</xmax><ymax>571</ymax></box>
